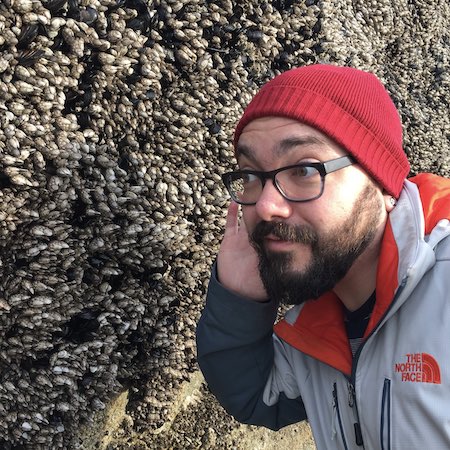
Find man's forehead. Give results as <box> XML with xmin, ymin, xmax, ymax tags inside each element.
<box><xmin>236</xmin><ymin>117</ymin><xmax>342</xmax><ymax>161</ymax></box>
<box><xmin>236</xmin><ymin>136</ymin><xmax>329</xmax><ymax>161</ymax></box>
<box><xmin>238</xmin><ymin>116</ymin><xmax>308</xmax><ymax>134</ymax></box>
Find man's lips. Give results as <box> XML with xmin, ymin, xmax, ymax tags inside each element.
<box><xmin>264</xmin><ymin>234</ymin><xmax>296</xmax><ymax>249</ymax></box>
<box><xmin>265</xmin><ymin>233</ymin><xmax>283</xmax><ymax>241</ymax></box>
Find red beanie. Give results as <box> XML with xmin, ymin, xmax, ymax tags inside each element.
<box><xmin>234</xmin><ymin>64</ymin><xmax>410</xmax><ymax>198</ymax></box>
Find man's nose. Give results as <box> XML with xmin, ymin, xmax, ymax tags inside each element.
<box><xmin>254</xmin><ymin>181</ymin><xmax>292</xmax><ymax>222</ymax></box>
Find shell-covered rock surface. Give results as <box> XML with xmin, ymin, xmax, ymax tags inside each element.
<box><xmin>0</xmin><ymin>0</ymin><xmax>449</xmax><ymax>449</ymax></box>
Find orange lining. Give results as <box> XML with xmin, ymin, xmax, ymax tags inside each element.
<box><xmin>274</xmin><ymin>292</ymin><xmax>352</xmax><ymax>375</ymax></box>
<box><xmin>410</xmin><ymin>173</ymin><xmax>450</xmax><ymax>234</ymax></box>
<box><xmin>365</xmin><ymin>219</ymin><xmax>398</xmax><ymax>337</ymax></box>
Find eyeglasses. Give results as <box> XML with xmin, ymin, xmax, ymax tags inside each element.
<box><xmin>222</xmin><ymin>155</ymin><xmax>356</xmax><ymax>205</ymax></box>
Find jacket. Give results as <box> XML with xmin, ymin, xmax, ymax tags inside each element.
<box><xmin>196</xmin><ymin>173</ymin><xmax>450</xmax><ymax>449</ymax></box>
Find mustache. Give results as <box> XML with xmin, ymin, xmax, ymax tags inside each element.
<box><xmin>250</xmin><ymin>221</ymin><xmax>318</xmax><ymax>247</ymax></box>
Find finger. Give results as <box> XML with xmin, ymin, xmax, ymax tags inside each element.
<box><xmin>224</xmin><ymin>201</ymin><xmax>239</xmax><ymax>234</ymax></box>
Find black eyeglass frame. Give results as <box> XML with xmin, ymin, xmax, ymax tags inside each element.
<box><xmin>222</xmin><ymin>155</ymin><xmax>357</xmax><ymax>205</ymax></box>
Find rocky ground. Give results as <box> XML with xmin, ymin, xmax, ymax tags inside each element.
<box><xmin>107</xmin><ymin>373</ymin><xmax>315</xmax><ymax>450</ymax></box>
<box><xmin>0</xmin><ymin>0</ymin><xmax>449</xmax><ymax>448</ymax></box>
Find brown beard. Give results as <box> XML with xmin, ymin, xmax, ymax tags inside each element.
<box><xmin>249</xmin><ymin>182</ymin><xmax>382</xmax><ymax>305</ymax></box>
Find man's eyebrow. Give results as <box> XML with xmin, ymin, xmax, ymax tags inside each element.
<box><xmin>235</xmin><ymin>143</ymin><xmax>258</xmax><ymax>163</ymax></box>
<box><xmin>275</xmin><ymin>136</ymin><xmax>327</xmax><ymax>157</ymax></box>
<box><xmin>236</xmin><ymin>135</ymin><xmax>327</xmax><ymax>161</ymax></box>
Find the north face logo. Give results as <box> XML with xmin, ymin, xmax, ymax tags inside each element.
<box><xmin>394</xmin><ymin>353</ymin><xmax>441</xmax><ymax>384</ymax></box>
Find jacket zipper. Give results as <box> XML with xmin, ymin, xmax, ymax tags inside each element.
<box><xmin>380</xmin><ymin>378</ymin><xmax>391</xmax><ymax>450</ymax></box>
<box><xmin>346</xmin><ymin>281</ymin><xmax>407</xmax><ymax>448</ymax></box>
<box><xmin>347</xmin><ymin>380</ymin><xmax>364</xmax><ymax>447</ymax></box>
<box><xmin>332</xmin><ymin>382</ymin><xmax>349</xmax><ymax>450</ymax></box>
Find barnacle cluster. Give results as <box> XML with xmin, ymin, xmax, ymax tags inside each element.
<box><xmin>0</xmin><ymin>0</ymin><xmax>449</xmax><ymax>448</ymax></box>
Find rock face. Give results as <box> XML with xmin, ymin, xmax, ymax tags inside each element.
<box><xmin>0</xmin><ymin>0</ymin><xmax>449</xmax><ymax>449</ymax></box>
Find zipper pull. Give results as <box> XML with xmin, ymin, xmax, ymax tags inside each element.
<box><xmin>348</xmin><ymin>381</ymin><xmax>355</xmax><ymax>407</ymax></box>
<box><xmin>331</xmin><ymin>383</ymin><xmax>337</xmax><ymax>440</ymax></box>
<box><xmin>354</xmin><ymin>422</ymin><xmax>363</xmax><ymax>446</ymax></box>
<box><xmin>348</xmin><ymin>382</ymin><xmax>364</xmax><ymax>446</ymax></box>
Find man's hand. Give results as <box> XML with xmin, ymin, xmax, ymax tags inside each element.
<box><xmin>217</xmin><ymin>202</ymin><xmax>268</xmax><ymax>301</ymax></box>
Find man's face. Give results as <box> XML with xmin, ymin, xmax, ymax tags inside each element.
<box><xmin>237</xmin><ymin>117</ymin><xmax>388</xmax><ymax>305</ymax></box>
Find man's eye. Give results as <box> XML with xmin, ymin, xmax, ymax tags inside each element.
<box><xmin>292</xmin><ymin>166</ymin><xmax>317</xmax><ymax>178</ymax></box>
<box><xmin>242</xmin><ymin>173</ymin><xmax>258</xmax><ymax>184</ymax></box>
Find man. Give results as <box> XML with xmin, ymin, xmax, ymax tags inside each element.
<box><xmin>196</xmin><ymin>64</ymin><xmax>450</xmax><ymax>449</ymax></box>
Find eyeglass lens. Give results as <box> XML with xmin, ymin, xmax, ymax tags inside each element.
<box><xmin>228</xmin><ymin>165</ymin><xmax>322</xmax><ymax>204</ymax></box>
